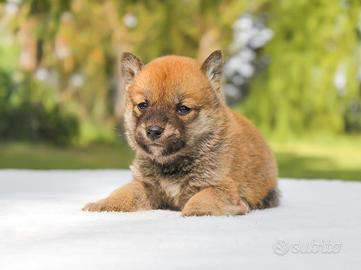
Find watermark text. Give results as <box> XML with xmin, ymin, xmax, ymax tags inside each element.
<box><xmin>273</xmin><ymin>240</ymin><xmax>342</xmax><ymax>256</ymax></box>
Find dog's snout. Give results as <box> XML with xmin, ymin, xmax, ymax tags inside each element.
<box><xmin>146</xmin><ymin>125</ymin><xmax>164</xmax><ymax>140</ymax></box>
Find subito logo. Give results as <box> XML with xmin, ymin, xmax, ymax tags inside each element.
<box><xmin>273</xmin><ymin>240</ymin><xmax>289</xmax><ymax>256</ymax></box>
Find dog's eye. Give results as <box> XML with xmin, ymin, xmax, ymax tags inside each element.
<box><xmin>137</xmin><ymin>102</ymin><xmax>148</xmax><ymax>111</ymax></box>
<box><xmin>176</xmin><ymin>104</ymin><xmax>191</xmax><ymax>115</ymax></box>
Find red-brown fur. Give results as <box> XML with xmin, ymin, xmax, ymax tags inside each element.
<box><xmin>83</xmin><ymin>51</ymin><xmax>279</xmax><ymax>216</ymax></box>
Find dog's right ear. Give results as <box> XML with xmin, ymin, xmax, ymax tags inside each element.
<box><xmin>121</xmin><ymin>52</ymin><xmax>144</xmax><ymax>90</ymax></box>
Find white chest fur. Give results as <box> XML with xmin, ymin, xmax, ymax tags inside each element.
<box><xmin>159</xmin><ymin>180</ymin><xmax>182</xmax><ymax>199</ymax></box>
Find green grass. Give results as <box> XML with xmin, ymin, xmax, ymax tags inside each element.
<box><xmin>271</xmin><ymin>136</ymin><xmax>361</xmax><ymax>181</ymax></box>
<box><xmin>0</xmin><ymin>137</ymin><xmax>360</xmax><ymax>181</ymax></box>
<box><xmin>0</xmin><ymin>141</ymin><xmax>133</xmax><ymax>169</ymax></box>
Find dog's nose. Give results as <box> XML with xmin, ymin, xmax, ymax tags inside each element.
<box><xmin>146</xmin><ymin>125</ymin><xmax>164</xmax><ymax>140</ymax></box>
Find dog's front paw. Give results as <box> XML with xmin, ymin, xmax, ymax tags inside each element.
<box><xmin>182</xmin><ymin>200</ymin><xmax>249</xmax><ymax>216</ymax></box>
<box><xmin>182</xmin><ymin>193</ymin><xmax>250</xmax><ymax>217</ymax></box>
<box><xmin>82</xmin><ymin>199</ymin><xmax>110</xmax><ymax>212</ymax></box>
<box><xmin>182</xmin><ymin>205</ymin><xmax>214</xmax><ymax>216</ymax></box>
<box><xmin>181</xmin><ymin>199</ymin><xmax>220</xmax><ymax>216</ymax></box>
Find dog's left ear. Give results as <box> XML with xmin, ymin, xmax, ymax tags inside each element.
<box><xmin>201</xmin><ymin>50</ymin><xmax>223</xmax><ymax>92</ymax></box>
<box><xmin>121</xmin><ymin>52</ymin><xmax>144</xmax><ymax>90</ymax></box>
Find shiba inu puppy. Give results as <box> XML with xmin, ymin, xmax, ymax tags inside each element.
<box><xmin>83</xmin><ymin>50</ymin><xmax>279</xmax><ymax>216</ymax></box>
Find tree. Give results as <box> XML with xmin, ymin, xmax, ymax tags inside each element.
<box><xmin>241</xmin><ymin>0</ymin><xmax>361</xmax><ymax>138</ymax></box>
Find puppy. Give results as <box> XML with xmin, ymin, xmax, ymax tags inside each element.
<box><xmin>83</xmin><ymin>50</ymin><xmax>279</xmax><ymax>216</ymax></box>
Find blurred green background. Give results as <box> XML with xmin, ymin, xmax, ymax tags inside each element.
<box><xmin>0</xmin><ymin>0</ymin><xmax>360</xmax><ymax>180</ymax></box>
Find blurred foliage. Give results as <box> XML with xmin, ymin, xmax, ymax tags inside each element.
<box><xmin>0</xmin><ymin>0</ymin><xmax>251</xmax><ymax>145</ymax></box>
<box><xmin>0</xmin><ymin>66</ymin><xmax>78</xmax><ymax>145</ymax></box>
<box><xmin>0</xmin><ymin>101</ymin><xmax>79</xmax><ymax>145</ymax></box>
<box><xmin>241</xmin><ymin>0</ymin><xmax>361</xmax><ymax>138</ymax></box>
<box><xmin>0</xmin><ymin>0</ymin><xmax>360</xmax><ymax>146</ymax></box>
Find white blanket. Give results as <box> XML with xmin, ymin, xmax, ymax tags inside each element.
<box><xmin>0</xmin><ymin>170</ymin><xmax>360</xmax><ymax>270</ymax></box>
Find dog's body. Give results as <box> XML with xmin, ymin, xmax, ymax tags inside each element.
<box><xmin>83</xmin><ymin>51</ymin><xmax>279</xmax><ymax>216</ymax></box>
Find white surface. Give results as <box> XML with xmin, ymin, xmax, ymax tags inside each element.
<box><xmin>0</xmin><ymin>170</ymin><xmax>360</xmax><ymax>270</ymax></box>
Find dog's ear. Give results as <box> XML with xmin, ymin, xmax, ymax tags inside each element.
<box><xmin>121</xmin><ymin>52</ymin><xmax>144</xmax><ymax>90</ymax></box>
<box><xmin>201</xmin><ymin>50</ymin><xmax>223</xmax><ymax>92</ymax></box>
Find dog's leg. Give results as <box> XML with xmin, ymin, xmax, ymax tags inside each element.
<box><xmin>182</xmin><ymin>182</ymin><xmax>249</xmax><ymax>216</ymax></box>
<box><xmin>82</xmin><ymin>180</ymin><xmax>156</xmax><ymax>212</ymax></box>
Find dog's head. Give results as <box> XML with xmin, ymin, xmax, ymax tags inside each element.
<box><xmin>121</xmin><ymin>51</ymin><xmax>225</xmax><ymax>162</ymax></box>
